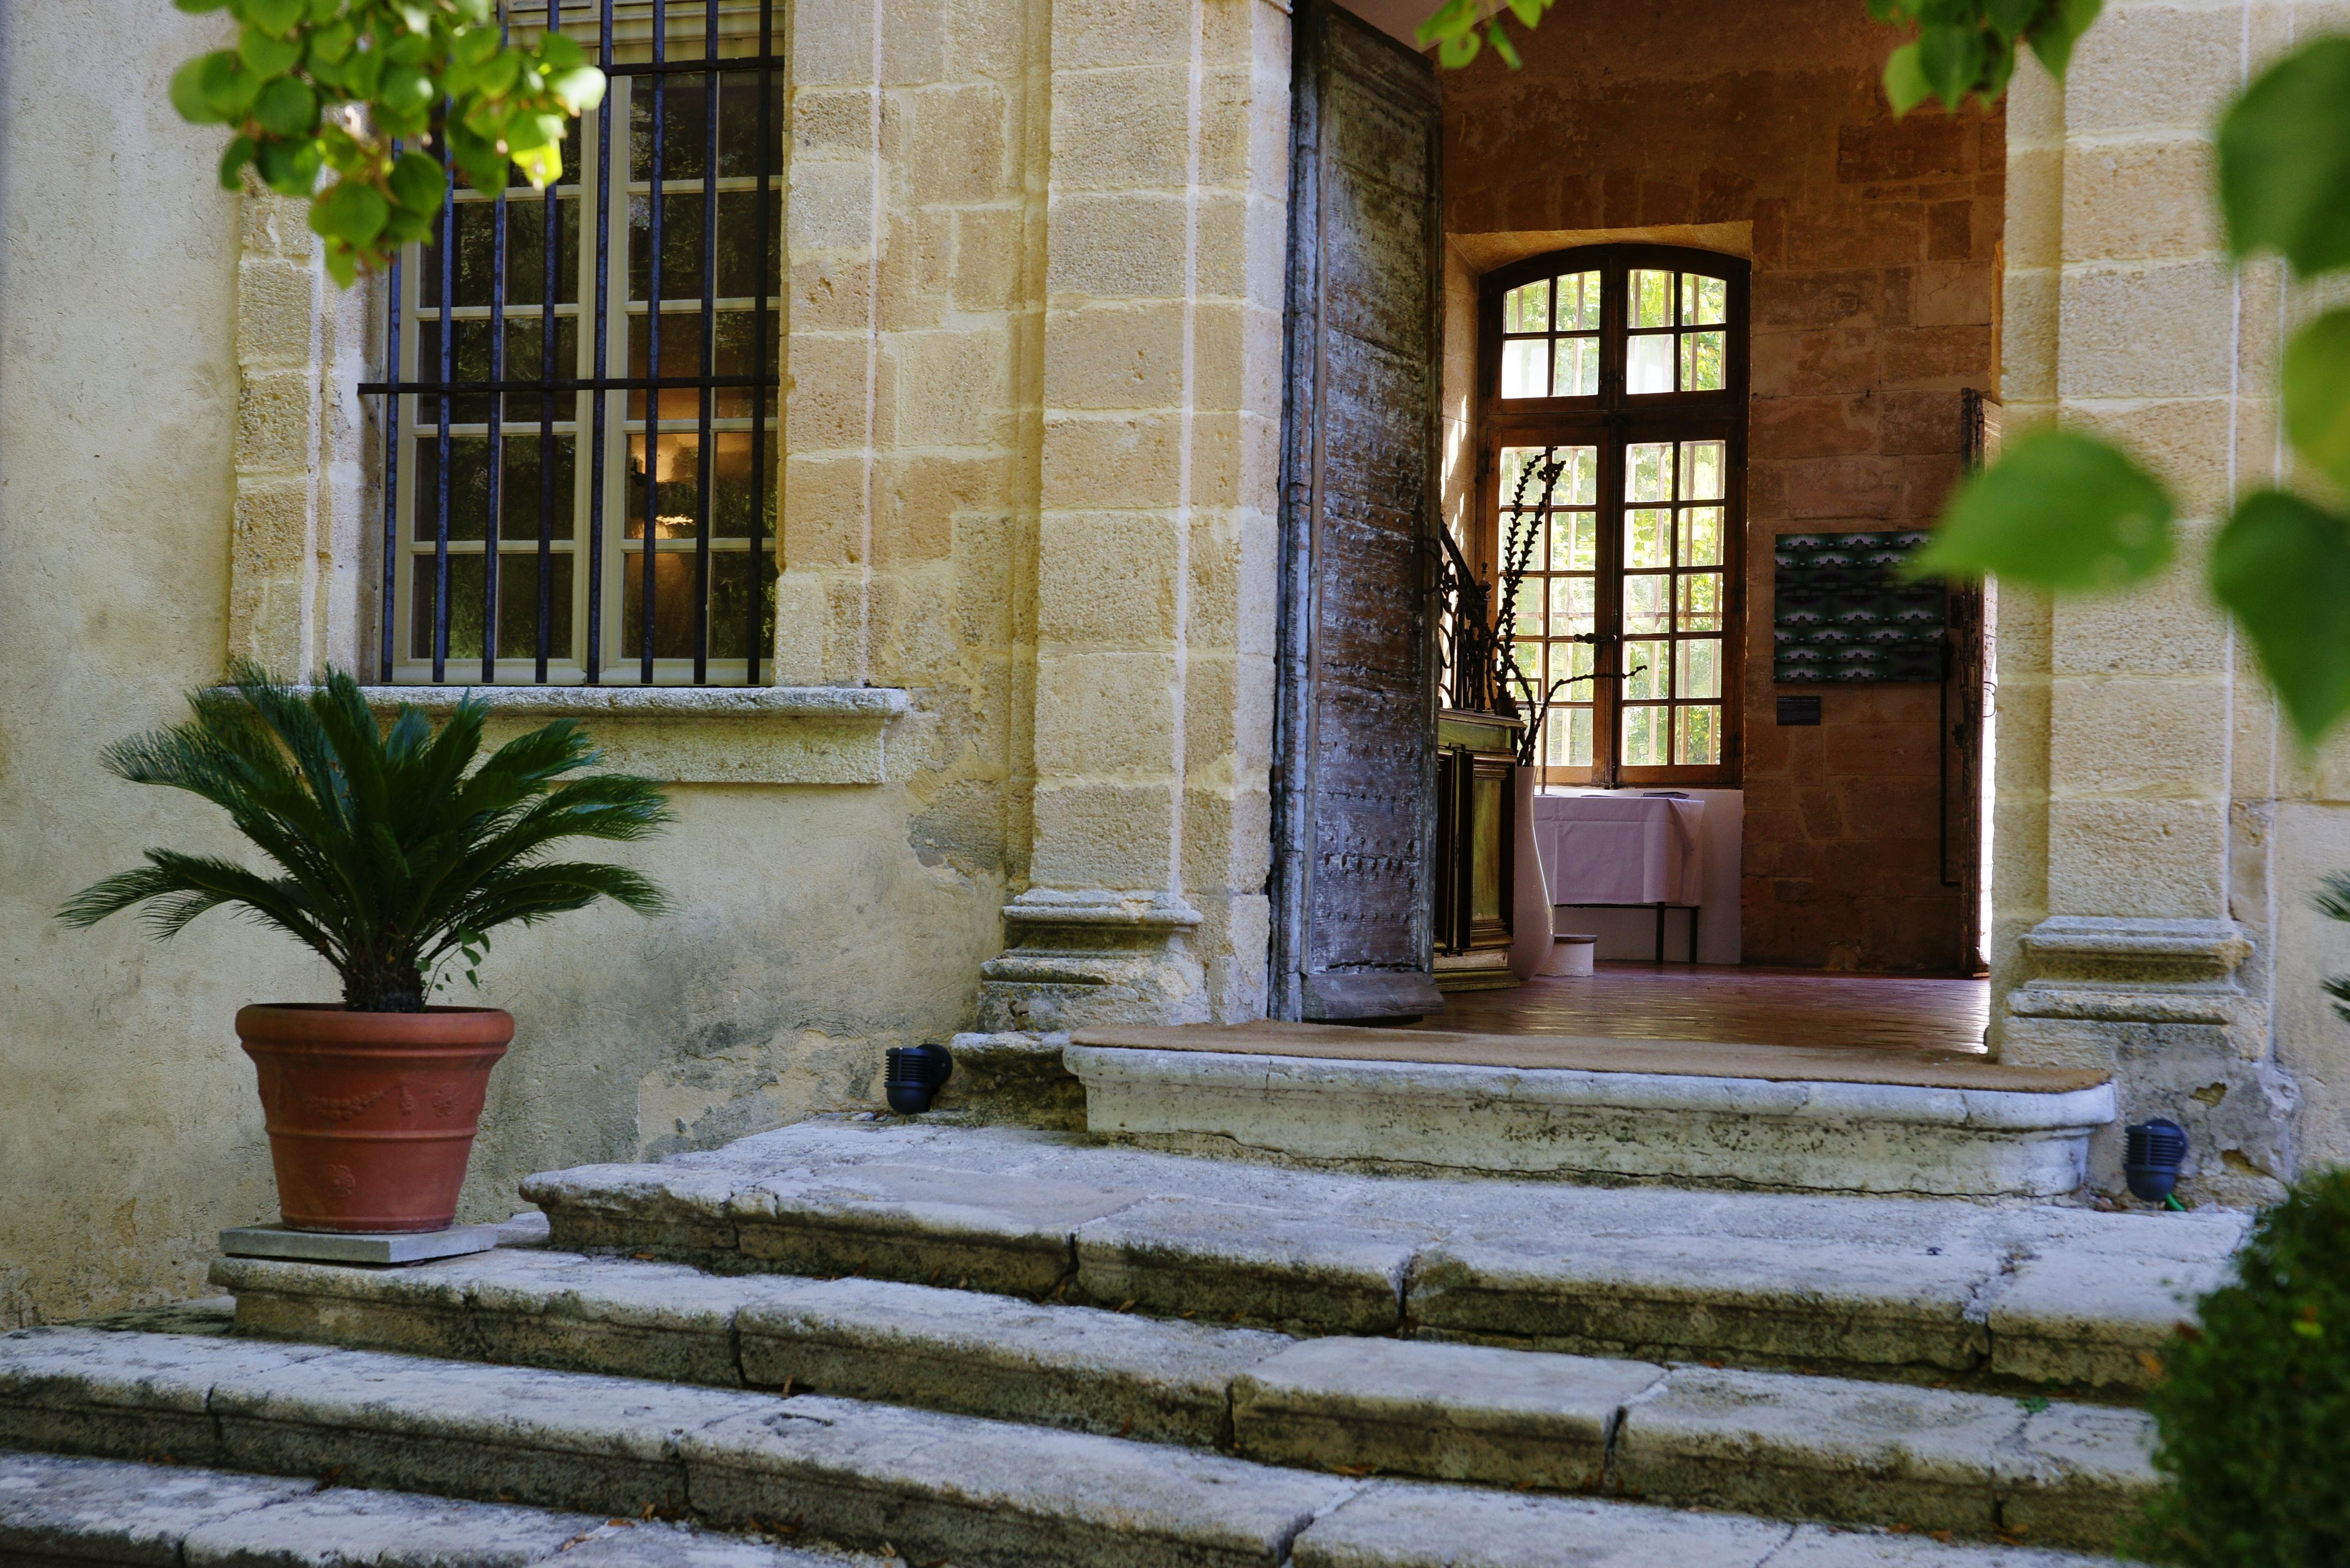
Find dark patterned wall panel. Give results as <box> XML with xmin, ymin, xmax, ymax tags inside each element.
<box><xmin>1772</xmin><ymin>530</ymin><xmax>1945</xmax><ymax>684</ymax></box>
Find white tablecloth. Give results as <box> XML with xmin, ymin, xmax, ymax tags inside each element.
<box><xmin>1533</xmin><ymin>791</ymin><xmax>1706</xmax><ymax>907</ymax></box>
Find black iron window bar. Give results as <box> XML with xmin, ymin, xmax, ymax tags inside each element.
<box><xmin>361</xmin><ymin>0</ymin><xmax>781</xmax><ymax>686</ymax></box>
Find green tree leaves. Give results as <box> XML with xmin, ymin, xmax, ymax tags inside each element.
<box><xmin>2285</xmin><ymin>310</ymin><xmax>2350</xmax><ymax>490</ymax></box>
<box><xmin>1869</xmin><ymin>0</ymin><xmax>2102</xmax><ymax>115</ymax></box>
<box><xmin>168</xmin><ymin>1</ymin><xmax>606</xmax><ymax>287</ymax></box>
<box><xmin>2218</xmin><ymin>38</ymin><xmax>2350</xmax><ymax>275</ymax></box>
<box><xmin>1415</xmin><ymin>0</ymin><xmax>1555</xmax><ymax>70</ymax></box>
<box><xmin>1908</xmin><ymin>429</ymin><xmax>2174</xmax><ymax>590</ymax></box>
<box><xmin>2213</xmin><ymin>492</ymin><xmax>2350</xmax><ymax>743</ymax></box>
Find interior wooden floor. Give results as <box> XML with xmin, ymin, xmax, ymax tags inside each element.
<box><xmin>1416</xmin><ymin>963</ymin><xmax>1993</xmax><ymax>1055</ymax></box>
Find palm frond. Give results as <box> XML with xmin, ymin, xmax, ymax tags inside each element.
<box><xmin>60</xmin><ymin>664</ymin><xmax>673</xmax><ymax>1010</ymax></box>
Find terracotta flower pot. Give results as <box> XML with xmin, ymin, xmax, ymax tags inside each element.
<box><xmin>236</xmin><ymin>1004</ymin><xmax>513</xmax><ymax>1234</ymax></box>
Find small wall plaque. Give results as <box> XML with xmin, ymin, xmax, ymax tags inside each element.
<box><xmin>1776</xmin><ymin>695</ymin><xmax>1822</xmax><ymax>726</ymax></box>
<box><xmin>1773</xmin><ymin>530</ymin><xmax>1946</xmax><ymax>684</ymax></box>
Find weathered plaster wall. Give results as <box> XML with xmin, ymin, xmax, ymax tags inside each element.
<box><xmin>1991</xmin><ymin>0</ymin><xmax>2350</xmax><ymax>1201</ymax></box>
<box><xmin>1438</xmin><ymin>0</ymin><xmax>2003</xmax><ymax>973</ymax></box>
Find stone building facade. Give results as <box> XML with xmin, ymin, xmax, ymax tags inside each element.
<box><xmin>0</xmin><ymin>0</ymin><xmax>2340</xmax><ymax>1321</ymax></box>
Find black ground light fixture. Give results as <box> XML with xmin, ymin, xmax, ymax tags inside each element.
<box><xmin>2123</xmin><ymin>1117</ymin><xmax>2189</xmax><ymax>1203</ymax></box>
<box><xmin>884</xmin><ymin>1043</ymin><xmax>954</xmax><ymax>1116</ymax></box>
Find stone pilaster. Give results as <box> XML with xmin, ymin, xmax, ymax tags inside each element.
<box><xmin>976</xmin><ymin>889</ymin><xmax>1209</xmax><ymax>1031</ymax></box>
<box><xmin>2004</xmin><ymin>917</ymin><xmax>2294</xmax><ymax>1202</ymax></box>
<box><xmin>1990</xmin><ymin>0</ymin><xmax>2298</xmax><ymax>1204</ymax></box>
<box><xmin>1008</xmin><ymin>0</ymin><xmax>1292</xmax><ymax>1025</ymax></box>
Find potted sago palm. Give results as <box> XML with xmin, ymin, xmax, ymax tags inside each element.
<box><xmin>59</xmin><ymin>663</ymin><xmax>672</xmax><ymax>1234</ymax></box>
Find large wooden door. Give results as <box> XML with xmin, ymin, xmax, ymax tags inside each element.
<box><xmin>1270</xmin><ymin>1</ymin><xmax>1444</xmax><ymax>1021</ymax></box>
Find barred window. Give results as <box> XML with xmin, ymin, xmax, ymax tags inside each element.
<box><xmin>369</xmin><ymin>1</ymin><xmax>781</xmax><ymax>686</ymax></box>
<box><xmin>1479</xmin><ymin>245</ymin><xmax>1748</xmax><ymax>787</ymax></box>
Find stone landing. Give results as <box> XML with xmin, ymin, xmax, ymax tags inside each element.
<box><xmin>1029</xmin><ymin>1022</ymin><xmax>2114</xmax><ymax>1197</ymax></box>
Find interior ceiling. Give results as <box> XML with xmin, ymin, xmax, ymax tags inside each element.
<box><xmin>1342</xmin><ymin>0</ymin><xmax>1441</xmax><ymax>51</ymax></box>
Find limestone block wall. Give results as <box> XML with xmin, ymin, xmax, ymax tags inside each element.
<box><xmin>1438</xmin><ymin>0</ymin><xmax>2003</xmax><ymax>973</ymax></box>
<box><xmin>1991</xmin><ymin>0</ymin><xmax>2350</xmax><ymax>1201</ymax></box>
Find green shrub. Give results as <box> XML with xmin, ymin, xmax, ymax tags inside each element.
<box><xmin>2137</xmin><ymin>1166</ymin><xmax>2350</xmax><ymax>1565</ymax></box>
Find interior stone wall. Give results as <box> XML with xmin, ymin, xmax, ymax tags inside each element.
<box><xmin>1437</xmin><ymin>0</ymin><xmax>2004</xmax><ymax>974</ymax></box>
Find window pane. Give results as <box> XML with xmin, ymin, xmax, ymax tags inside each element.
<box><xmin>1680</xmin><ymin>330</ymin><xmax>1726</xmax><ymax>391</ymax></box>
<box><xmin>621</xmin><ymin>430</ymin><xmax>777</xmax><ymax>544</ymax></box>
<box><xmin>1494</xmin><ymin>503</ymin><xmax>1551</xmax><ymax>571</ymax></box>
<box><xmin>1622</xmin><ymin>704</ymin><xmax>1668</xmax><ymax>766</ymax></box>
<box><xmin>630</xmin><ymin>76</ymin><xmax>709</xmax><ymax>183</ymax></box>
<box><xmin>1548</xmin><ymin>704</ymin><xmax>1593</xmax><ymax>767</ymax></box>
<box><xmin>1510</xmin><ymin>580</ymin><xmax>1545</xmax><ymax>637</ymax></box>
<box><xmin>422</xmin><ymin>195</ymin><xmax>582</xmax><ymax>308</ymax></box>
<box><xmin>624</xmin><ymin>432</ymin><xmax>708</xmax><ymax>540</ymax></box>
<box><xmin>1500</xmin><ymin>339</ymin><xmax>1548</xmax><ymax>398</ymax></box>
<box><xmin>621</xmin><ymin>550</ymin><xmax>702</xmax><ymax>660</ymax></box>
<box><xmin>1550</xmin><ymin>510</ymin><xmax>1597</xmax><ymax>572</ymax></box>
<box><xmin>1552</xmin><ymin>576</ymin><xmax>1594</xmax><ymax>635</ymax></box>
<box><xmin>1692</xmin><ymin>272</ymin><xmax>1729</xmax><ymax>324</ymax></box>
<box><xmin>1626</xmin><ymin>509</ymin><xmax>1671</xmax><ymax>569</ymax></box>
<box><xmin>1630</xmin><ymin>269</ymin><xmax>1673</xmax><ymax>328</ymax></box>
<box><xmin>1678</xmin><ymin>637</ymin><xmax>1722</xmax><ymax>698</ymax></box>
<box><xmin>1679</xmin><ymin>441</ymin><xmax>1725</xmax><ymax>501</ymax></box>
<box><xmin>1553</xmin><ymin>336</ymin><xmax>1599</xmax><ymax>397</ymax></box>
<box><xmin>1677</xmin><ymin>572</ymin><xmax>1724</xmax><ymax>632</ymax></box>
<box><xmin>629</xmin><ymin>190</ymin><xmax>711</xmax><ymax>302</ymax></box>
<box><xmin>1555</xmin><ymin>638</ymin><xmax>1596</xmax><ymax>683</ymax></box>
<box><xmin>629</xmin><ymin>310</ymin><xmax>775</xmax><ymax>421</ymax></box>
<box><xmin>1502</xmin><ymin>279</ymin><xmax>1549</xmax><ymax>334</ymax></box>
<box><xmin>1498</xmin><ymin>445</ymin><xmax>1545</xmax><ymax>500</ymax></box>
<box><xmin>1556</xmin><ymin>270</ymin><xmax>1601</xmax><ymax>330</ymax></box>
<box><xmin>1676</xmin><ymin>703</ymin><xmax>1721</xmax><ymax>766</ymax></box>
<box><xmin>1560</xmin><ymin>445</ymin><xmax>1599</xmax><ymax>506</ymax></box>
<box><xmin>1683</xmin><ymin>273</ymin><xmax>1727</xmax><ymax>326</ymax></box>
<box><xmin>417</xmin><ymin>316</ymin><xmax>580</xmax><ymax>422</ymax></box>
<box><xmin>1512</xmin><ymin>639</ymin><xmax>1542</xmax><ymax>685</ymax></box>
<box><xmin>496</xmin><ymin>433</ymin><xmax>578</xmax><ymax>542</ymax></box>
<box><xmin>1680</xmin><ymin>506</ymin><xmax>1724</xmax><ymax>567</ymax></box>
<box><xmin>1626</xmin><ymin>334</ymin><xmax>1673</xmax><ymax>395</ymax></box>
<box><xmin>714</xmin><ymin>189</ymin><xmax>785</xmax><ymax>299</ymax></box>
<box><xmin>716</xmin><ymin>74</ymin><xmax>785</xmax><ymax>179</ymax></box>
<box><xmin>706</xmin><ymin>546</ymin><xmax>780</xmax><ymax>661</ymax></box>
<box><xmin>1625</xmin><ymin>574</ymin><xmax>1670</xmax><ymax>633</ymax></box>
<box><xmin>1626</xmin><ymin>443</ymin><xmax>1674</xmax><ymax>503</ymax></box>
<box><xmin>411</xmin><ymin>551</ymin><xmax>574</xmax><ymax>663</ymax></box>
<box><xmin>414</xmin><ymin>435</ymin><xmax>492</xmax><ymax>542</ymax></box>
<box><xmin>1624</xmin><ymin>640</ymin><xmax>1670</xmax><ymax>698</ymax></box>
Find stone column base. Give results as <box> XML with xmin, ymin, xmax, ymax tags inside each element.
<box><xmin>977</xmin><ymin>890</ymin><xmax>1212</xmax><ymax>1033</ymax></box>
<box><xmin>2003</xmin><ymin>916</ymin><xmax>2296</xmax><ymax>1206</ymax></box>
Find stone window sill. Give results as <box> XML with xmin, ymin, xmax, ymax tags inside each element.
<box><xmin>355</xmin><ymin>685</ymin><xmax>911</xmax><ymax>785</ymax></box>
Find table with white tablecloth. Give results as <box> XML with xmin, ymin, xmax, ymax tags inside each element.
<box><xmin>1531</xmin><ymin>791</ymin><xmax>1707</xmax><ymax>962</ymax></box>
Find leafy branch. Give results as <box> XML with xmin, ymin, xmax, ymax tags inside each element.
<box><xmin>1414</xmin><ymin>0</ymin><xmax>1555</xmax><ymax>69</ymax></box>
<box><xmin>1865</xmin><ymin>0</ymin><xmax>2105</xmax><ymax>114</ymax></box>
<box><xmin>169</xmin><ymin>0</ymin><xmax>606</xmax><ymax>286</ymax></box>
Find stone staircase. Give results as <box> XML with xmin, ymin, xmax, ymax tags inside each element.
<box><xmin>0</xmin><ymin>1117</ymin><xmax>2247</xmax><ymax>1565</ymax></box>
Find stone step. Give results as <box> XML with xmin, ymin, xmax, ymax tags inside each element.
<box><xmin>213</xmin><ymin>1249</ymin><xmax>2159</xmax><ymax>1549</ymax></box>
<box><xmin>0</xmin><ymin>1329</ymin><xmax>2127</xmax><ymax>1568</ymax></box>
<box><xmin>1059</xmin><ymin>1032</ymin><xmax>2114</xmax><ymax>1197</ymax></box>
<box><xmin>519</xmin><ymin>1119</ymin><xmax>2245</xmax><ymax>1393</ymax></box>
<box><xmin>0</xmin><ymin>1446</ymin><xmax>848</xmax><ymax>1566</ymax></box>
